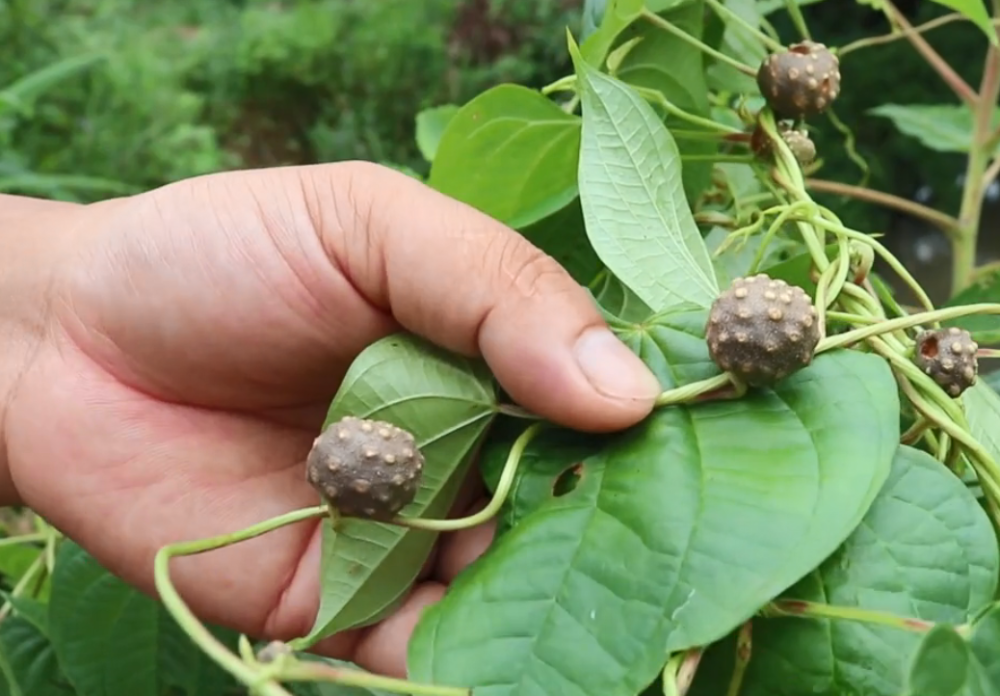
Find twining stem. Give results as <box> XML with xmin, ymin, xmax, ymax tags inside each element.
<box><xmin>0</xmin><ymin>532</ymin><xmax>46</xmax><ymax>548</ymax></box>
<box><xmin>0</xmin><ymin>551</ymin><xmax>46</xmax><ymax>623</ymax></box>
<box><xmin>883</xmin><ymin>0</ymin><xmax>978</xmax><ymax>107</ymax></box>
<box><xmin>725</xmin><ymin>621</ymin><xmax>752</xmax><ymax>696</ymax></box>
<box><xmin>640</xmin><ymin>8</ymin><xmax>756</xmax><ymax>77</ymax></box>
<box><xmin>784</xmin><ymin>0</ymin><xmax>812</xmax><ymax>40</ymax></box>
<box><xmin>802</xmin><ymin>215</ymin><xmax>936</xmax><ymax>313</ymax></box>
<box><xmin>804</xmin><ymin>178</ymin><xmax>960</xmax><ymax>235</ymax></box>
<box><xmin>838</xmin><ymin>13</ymin><xmax>973</xmax><ymax>57</ymax></box>
<box><xmin>153</xmin><ymin>506</ymin><xmax>331</xmax><ymax>696</ymax></box>
<box><xmin>764</xmin><ymin>599</ymin><xmax>935</xmax><ymax>633</ymax></box>
<box><xmin>703</xmin><ymin>0</ymin><xmax>783</xmax><ymax>52</ymax></box>
<box><xmin>655</xmin><ymin>373</ymin><xmax>738</xmax><ymax>407</ymax></box>
<box><xmin>279</xmin><ymin>662</ymin><xmax>470</xmax><ymax>696</ymax></box>
<box><xmin>634</xmin><ymin>86</ymin><xmax>742</xmax><ymax>134</ymax></box>
<box><xmin>392</xmin><ymin>422</ymin><xmax>545</xmax><ymax>531</ymax></box>
<box><xmin>816</xmin><ymin>302</ymin><xmax>1000</xmax><ymax>353</ymax></box>
<box><xmin>675</xmin><ymin>648</ymin><xmax>703</xmax><ymax>696</ymax></box>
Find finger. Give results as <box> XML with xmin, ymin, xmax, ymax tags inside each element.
<box><xmin>351</xmin><ymin>582</ymin><xmax>446</xmax><ymax>678</ymax></box>
<box><xmin>436</xmin><ymin>497</ymin><xmax>495</xmax><ymax>584</ymax></box>
<box><xmin>305</xmin><ymin>162</ymin><xmax>661</xmax><ymax>433</ymax></box>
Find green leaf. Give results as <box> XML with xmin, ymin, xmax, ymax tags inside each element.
<box><xmin>592</xmin><ymin>272</ymin><xmax>655</xmax><ymax>323</ymax></box>
<box><xmin>705</xmin><ymin>0</ymin><xmax>766</xmax><ymax>94</ymax></box>
<box><xmin>579</xmin><ymin>0</ymin><xmax>644</xmax><ymax>66</ymax></box>
<box><xmin>414</xmin><ymin>104</ymin><xmax>459</xmax><ymax>163</ymax></box>
<box><xmin>0</xmin><ymin>615</ymin><xmax>75</xmax><ymax>696</ymax></box>
<box><xmin>518</xmin><ymin>198</ymin><xmax>602</xmax><ymax>285</ymax></box>
<box><xmin>756</xmin><ymin>0</ymin><xmax>825</xmax><ymax>13</ymax></box>
<box><xmin>943</xmin><ymin>269</ymin><xmax>1000</xmax><ymax>343</ymax></box>
<box><xmin>965</xmin><ymin>381</ymin><xmax>1000</xmax><ymax>471</ymax></box>
<box><xmin>428</xmin><ymin>84</ymin><xmax>581</xmax><ymax>229</ymax></box>
<box><xmin>479</xmin><ymin>422</ymin><xmax>611</xmax><ymax>538</ymax></box>
<box><xmin>903</xmin><ymin>603</ymin><xmax>1000</xmax><ymax>695</ymax></box>
<box><xmin>302</xmin><ymin>334</ymin><xmax>497</xmax><ymax>643</ymax></box>
<box><xmin>926</xmin><ymin>0</ymin><xmax>998</xmax><ymax>46</ymax></box>
<box><xmin>47</xmin><ymin>542</ymin><xmax>240</xmax><ymax>696</ymax></box>
<box><xmin>692</xmin><ymin>445</ymin><xmax>999</xmax><ymax>696</ymax></box>
<box><xmin>614</xmin><ymin>2</ymin><xmax>717</xmax><ymax>203</ymax></box>
<box><xmin>408</xmin><ymin>337</ymin><xmax>900</xmax><ymax>696</ymax></box>
<box><xmin>569</xmin><ymin>37</ymin><xmax>719</xmax><ymax>314</ymax></box>
<box><xmin>985</xmin><ymin>371</ymin><xmax>1000</xmax><ymax>392</ymax></box>
<box><xmin>0</xmin><ymin>53</ymin><xmax>106</xmax><ymax>118</ymax></box>
<box><xmin>868</xmin><ymin>104</ymin><xmax>1000</xmax><ymax>155</ymax></box>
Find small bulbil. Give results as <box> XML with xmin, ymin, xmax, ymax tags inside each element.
<box><xmin>306</xmin><ymin>415</ymin><xmax>424</xmax><ymax>521</ymax></box>
<box><xmin>914</xmin><ymin>327</ymin><xmax>979</xmax><ymax>397</ymax></box>
<box><xmin>756</xmin><ymin>41</ymin><xmax>840</xmax><ymax>120</ymax></box>
<box><xmin>706</xmin><ymin>274</ymin><xmax>821</xmax><ymax>386</ymax></box>
<box><xmin>751</xmin><ymin>122</ymin><xmax>816</xmax><ymax>166</ymax></box>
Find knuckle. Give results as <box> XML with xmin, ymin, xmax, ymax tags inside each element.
<box><xmin>488</xmin><ymin>232</ymin><xmax>567</xmax><ymax>301</ymax></box>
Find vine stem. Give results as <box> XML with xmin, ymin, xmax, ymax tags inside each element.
<box><xmin>724</xmin><ymin>621</ymin><xmax>752</xmax><ymax>696</ymax></box>
<box><xmin>804</xmin><ymin>178</ymin><xmax>960</xmax><ymax>235</ymax></box>
<box><xmin>703</xmin><ymin>0</ymin><xmax>783</xmax><ymax>52</ymax></box>
<box><xmin>784</xmin><ymin>0</ymin><xmax>812</xmax><ymax>40</ymax></box>
<box><xmin>883</xmin><ymin>0</ymin><xmax>978</xmax><ymax>107</ymax></box>
<box><xmin>655</xmin><ymin>373</ymin><xmax>740</xmax><ymax>407</ymax></box>
<box><xmin>279</xmin><ymin>662</ymin><xmax>470</xmax><ymax>696</ymax></box>
<box><xmin>837</xmin><ymin>12</ymin><xmax>977</xmax><ymax>57</ymax></box>
<box><xmin>391</xmin><ymin>422</ymin><xmax>545</xmax><ymax>531</ymax></box>
<box><xmin>816</xmin><ymin>302</ymin><xmax>1000</xmax><ymax>353</ymax></box>
<box><xmin>634</xmin><ymin>86</ymin><xmax>741</xmax><ymax>134</ymax></box>
<box><xmin>640</xmin><ymin>8</ymin><xmax>756</xmax><ymax>77</ymax></box>
<box><xmin>153</xmin><ymin>506</ymin><xmax>331</xmax><ymax>696</ymax></box>
<box><xmin>764</xmin><ymin>599</ymin><xmax>936</xmax><ymax>633</ymax></box>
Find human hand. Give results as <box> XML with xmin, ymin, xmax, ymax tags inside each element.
<box><xmin>1</xmin><ymin>162</ymin><xmax>660</xmax><ymax>677</ymax></box>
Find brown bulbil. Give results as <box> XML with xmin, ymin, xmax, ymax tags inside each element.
<box><xmin>751</xmin><ymin>121</ymin><xmax>816</xmax><ymax>166</ymax></box>
<box><xmin>706</xmin><ymin>274</ymin><xmax>821</xmax><ymax>387</ymax></box>
<box><xmin>306</xmin><ymin>415</ymin><xmax>424</xmax><ymax>521</ymax></box>
<box><xmin>756</xmin><ymin>41</ymin><xmax>841</xmax><ymax>119</ymax></box>
<box><xmin>914</xmin><ymin>327</ymin><xmax>979</xmax><ymax>397</ymax></box>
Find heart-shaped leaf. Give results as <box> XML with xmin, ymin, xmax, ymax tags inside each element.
<box><xmin>580</xmin><ymin>0</ymin><xmax>644</xmax><ymax>66</ymax></box>
<box><xmin>407</xmin><ymin>325</ymin><xmax>899</xmax><ymax>696</ymax></box>
<box><xmin>0</xmin><ymin>612</ymin><xmax>75</xmax><ymax>696</ymax></box>
<box><xmin>902</xmin><ymin>602</ymin><xmax>1000</xmax><ymax>695</ymax></box>
<box><xmin>47</xmin><ymin>542</ymin><xmax>240</xmax><ymax>696</ymax></box>
<box><xmin>299</xmin><ymin>333</ymin><xmax>497</xmax><ymax>644</ymax></box>
<box><xmin>428</xmin><ymin>84</ymin><xmax>581</xmax><ymax>229</ymax></box>
<box><xmin>570</xmin><ymin>36</ymin><xmax>719</xmax><ymax>314</ymax></box>
<box><xmin>925</xmin><ymin>0</ymin><xmax>998</xmax><ymax>46</ymax></box>
<box><xmin>691</xmin><ymin>445</ymin><xmax>999</xmax><ymax>696</ymax></box>
<box><xmin>517</xmin><ymin>198</ymin><xmax>603</xmax><ymax>285</ymax></box>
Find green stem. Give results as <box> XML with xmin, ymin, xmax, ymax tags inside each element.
<box><xmin>953</xmin><ymin>37</ymin><xmax>1000</xmax><ymax>294</ymax></box>
<box><xmin>661</xmin><ymin>654</ymin><xmax>685</xmax><ymax>696</ymax></box>
<box><xmin>868</xmin><ymin>337</ymin><xmax>968</xmax><ymax>428</ymax></box>
<box><xmin>279</xmin><ymin>662</ymin><xmax>469</xmax><ymax>696</ymax></box>
<box><xmin>825</xmin><ymin>311</ymin><xmax>879</xmax><ymax>325</ymax></box>
<box><xmin>655</xmin><ymin>373</ymin><xmax>739</xmax><ymax>407</ymax></box>
<box><xmin>764</xmin><ymin>599</ymin><xmax>934</xmax><ymax>633</ymax></box>
<box><xmin>497</xmin><ymin>404</ymin><xmax>542</xmax><ymax>420</ymax></box>
<box><xmin>682</xmin><ymin>154</ymin><xmax>754</xmax><ymax>163</ymax></box>
<box><xmin>640</xmin><ymin>8</ymin><xmax>756</xmax><ymax>76</ymax></box>
<box><xmin>725</xmin><ymin>621</ymin><xmax>752</xmax><ymax>696</ymax></box>
<box><xmin>704</xmin><ymin>0</ymin><xmax>784</xmax><ymax>51</ymax></box>
<box><xmin>634</xmin><ymin>87</ymin><xmax>741</xmax><ymax>134</ymax></box>
<box><xmin>817</xmin><ymin>303</ymin><xmax>1000</xmax><ymax>353</ymax></box>
<box><xmin>783</xmin><ymin>0</ymin><xmax>812</xmax><ymax>40</ymax></box>
<box><xmin>804</xmin><ymin>178</ymin><xmax>959</xmax><ymax>236</ymax></box>
<box><xmin>0</xmin><ymin>552</ymin><xmax>46</xmax><ymax>623</ymax></box>
<box><xmin>392</xmin><ymin>422</ymin><xmax>545</xmax><ymax>531</ymax></box>
<box><xmin>0</xmin><ymin>532</ymin><xmax>46</xmax><ymax>548</ymax></box>
<box><xmin>675</xmin><ymin>648</ymin><xmax>703</xmax><ymax>695</ymax></box>
<box><xmin>154</xmin><ymin>506</ymin><xmax>330</xmax><ymax>696</ymax></box>
<box><xmin>802</xmin><ymin>215</ymin><xmax>936</xmax><ymax>313</ymax></box>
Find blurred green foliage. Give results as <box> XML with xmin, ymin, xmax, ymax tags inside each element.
<box><xmin>0</xmin><ymin>0</ymin><xmax>990</xmax><ymax>225</ymax></box>
<box><xmin>0</xmin><ymin>0</ymin><xmax>579</xmax><ymax>201</ymax></box>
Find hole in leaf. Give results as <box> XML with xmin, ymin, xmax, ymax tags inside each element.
<box><xmin>553</xmin><ymin>464</ymin><xmax>583</xmax><ymax>497</ymax></box>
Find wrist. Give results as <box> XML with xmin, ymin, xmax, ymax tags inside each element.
<box><xmin>0</xmin><ymin>194</ymin><xmax>85</xmax><ymax>507</ymax></box>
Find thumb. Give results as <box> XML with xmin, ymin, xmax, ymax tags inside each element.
<box><xmin>307</xmin><ymin>161</ymin><xmax>661</xmax><ymax>432</ymax></box>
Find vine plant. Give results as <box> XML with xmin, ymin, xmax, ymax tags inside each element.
<box><xmin>6</xmin><ymin>1</ymin><xmax>1000</xmax><ymax>696</ymax></box>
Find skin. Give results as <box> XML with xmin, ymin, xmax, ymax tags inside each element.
<box><xmin>0</xmin><ymin>161</ymin><xmax>661</xmax><ymax>677</ymax></box>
